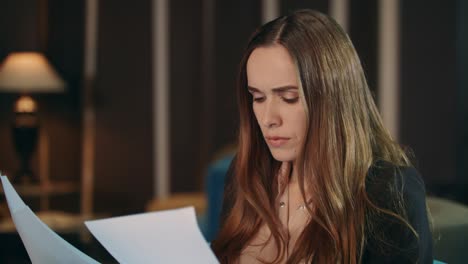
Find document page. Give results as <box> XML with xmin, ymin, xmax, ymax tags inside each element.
<box><xmin>85</xmin><ymin>206</ymin><xmax>219</xmax><ymax>263</ymax></box>
<box><xmin>0</xmin><ymin>175</ymin><xmax>99</xmax><ymax>264</ymax></box>
<box><xmin>1</xmin><ymin>173</ymin><xmax>219</xmax><ymax>264</ymax></box>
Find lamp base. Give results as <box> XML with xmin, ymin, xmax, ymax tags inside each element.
<box><xmin>14</xmin><ymin>169</ymin><xmax>38</xmax><ymax>185</ymax></box>
<box><xmin>12</xmin><ymin>110</ymin><xmax>39</xmax><ymax>185</ymax></box>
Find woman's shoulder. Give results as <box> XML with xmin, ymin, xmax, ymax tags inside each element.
<box><xmin>365</xmin><ymin>160</ymin><xmax>430</xmax><ymax>240</ymax></box>
<box><xmin>366</xmin><ymin>161</ymin><xmax>426</xmax><ymax>202</ymax></box>
<box><xmin>363</xmin><ymin>160</ymin><xmax>433</xmax><ymax>263</ymax></box>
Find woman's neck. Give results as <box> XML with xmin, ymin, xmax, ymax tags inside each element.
<box><xmin>288</xmin><ymin>162</ymin><xmax>312</xmax><ymax>201</ymax></box>
<box><xmin>290</xmin><ymin>161</ymin><xmax>298</xmax><ymax>184</ymax></box>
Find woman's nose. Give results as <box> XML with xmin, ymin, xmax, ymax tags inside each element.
<box><xmin>261</xmin><ymin>100</ymin><xmax>281</xmax><ymax>128</ymax></box>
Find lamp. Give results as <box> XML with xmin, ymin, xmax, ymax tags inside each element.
<box><xmin>0</xmin><ymin>52</ymin><xmax>65</xmax><ymax>184</ymax></box>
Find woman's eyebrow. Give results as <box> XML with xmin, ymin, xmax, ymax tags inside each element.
<box><xmin>247</xmin><ymin>85</ymin><xmax>298</xmax><ymax>93</ymax></box>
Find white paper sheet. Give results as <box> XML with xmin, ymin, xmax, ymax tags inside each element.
<box><xmin>85</xmin><ymin>206</ymin><xmax>219</xmax><ymax>264</ymax></box>
<box><xmin>0</xmin><ymin>175</ymin><xmax>100</xmax><ymax>264</ymax></box>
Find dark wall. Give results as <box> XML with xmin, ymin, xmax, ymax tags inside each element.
<box><xmin>1</xmin><ymin>0</ymin><xmax>465</xmax><ymax>216</ymax></box>
<box><xmin>456</xmin><ymin>0</ymin><xmax>468</xmax><ymax>189</ymax></box>
<box><xmin>400</xmin><ymin>0</ymin><xmax>468</xmax><ymax>204</ymax></box>
<box><xmin>0</xmin><ymin>0</ymin><xmax>84</xmax><ymax>212</ymax></box>
<box><xmin>0</xmin><ymin>0</ymin><xmax>40</xmax><ymax>54</ymax></box>
<box><xmin>93</xmin><ymin>0</ymin><xmax>153</xmax><ymax>214</ymax></box>
<box><xmin>400</xmin><ymin>0</ymin><xmax>459</xmax><ymax>197</ymax></box>
<box><xmin>212</xmin><ymin>0</ymin><xmax>261</xmax><ymax>156</ymax></box>
<box><xmin>170</xmin><ymin>0</ymin><xmax>263</xmax><ymax>192</ymax></box>
<box><xmin>349</xmin><ymin>0</ymin><xmax>378</xmax><ymax>98</ymax></box>
<box><xmin>168</xmin><ymin>0</ymin><xmax>262</xmax><ymax>193</ymax></box>
<box><xmin>169</xmin><ymin>0</ymin><xmax>203</xmax><ymax>192</ymax></box>
<box><xmin>280</xmin><ymin>0</ymin><xmax>328</xmax><ymax>15</ymax></box>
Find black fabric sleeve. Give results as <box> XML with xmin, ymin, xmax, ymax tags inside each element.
<box><xmin>362</xmin><ymin>166</ymin><xmax>434</xmax><ymax>263</ymax></box>
<box><xmin>401</xmin><ymin>167</ymin><xmax>433</xmax><ymax>263</ymax></box>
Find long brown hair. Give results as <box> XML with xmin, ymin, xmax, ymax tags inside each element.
<box><xmin>212</xmin><ymin>10</ymin><xmax>416</xmax><ymax>263</ymax></box>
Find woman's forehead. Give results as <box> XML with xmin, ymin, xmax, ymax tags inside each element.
<box><xmin>246</xmin><ymin>45</ymin><xmax>298</xmax><ymax>91</ymax></box>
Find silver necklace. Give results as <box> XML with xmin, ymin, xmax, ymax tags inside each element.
<box><xmin>279</xmin><ymin>201</ymin><xmax>307</xmax><ymax>210</ymax></box>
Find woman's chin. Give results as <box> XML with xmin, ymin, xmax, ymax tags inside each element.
<box><xmin>269</xmin><ymin>150</ymin><xmax>296</xmax><ymax>163</ymax></box>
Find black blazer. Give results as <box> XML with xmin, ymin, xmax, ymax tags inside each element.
<box><xmin>216</xmin><ymin>160</ymin><xmax>433</xmax><ymax>263</ymax></box>
<box><xmin>362</xmin><ymin>163</ymin><xmax>433</xmax><ymax>263</ymax></box>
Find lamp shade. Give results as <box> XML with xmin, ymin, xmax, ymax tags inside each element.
<box><xmin>0</xmin><ymin>52</ymin><xmax>66</xmax><ymax>93</ymax></box>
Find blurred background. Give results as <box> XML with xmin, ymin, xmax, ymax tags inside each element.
<box><xmin>0</xmin><ymin>0</ymin><xmax>466</xmax><ymax>263</ymax></box>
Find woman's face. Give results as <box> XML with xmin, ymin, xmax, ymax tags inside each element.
<box><xmin>246</xmin><ymin>44</ymin><xmax>307</xmax><ymax>163</ymax></box>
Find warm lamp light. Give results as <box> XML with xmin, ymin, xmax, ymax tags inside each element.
<box><xmin>0</xmin><ymin>52</ymin><xmax>66</xmax><ymax>184</ymax></box>
<box><xmin>0</xmin><ymin>52</ymin><xmax>65</xmax><ymax>93</ymax></box>
<box><xmin>15</xmin><ymin>95</ymin><xmax>38</xmax><ymax>113</ymax></box>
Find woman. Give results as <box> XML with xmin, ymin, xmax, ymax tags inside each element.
<box><xmin>211</xmin><ymin>9</ymin><xmax>433</xmax><ymax>264</ymax></box>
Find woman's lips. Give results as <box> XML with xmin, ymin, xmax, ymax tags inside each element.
<box><xmin>265</xmin><ymin>136</ymin><xmax>290</xmax><ymax>147</ymax></box>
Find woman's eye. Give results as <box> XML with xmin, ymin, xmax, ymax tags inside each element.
<box><xmin>282</xmin><ymin>96</ymin><xmax>299</xmax><ymax>104</ymax></box>
<box><xmin>253</xmin><ymin>97</ymin><xmax>266</xmax><ymax>103</ymax></box>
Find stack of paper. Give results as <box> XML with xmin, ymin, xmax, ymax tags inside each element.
<box><xmin>1</xmin><ymin>175</ymin><xmax>219</xmax><ymax>263</ymax></box>
<box><xmin>1</xmin><ymin>175</ymin><xmax>99</xmax><ymax>263</ymax></box>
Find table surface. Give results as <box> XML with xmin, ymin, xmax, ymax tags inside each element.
<box><xmin>0</xmin><ymin>181</ymin><xmax>80</xmax><ymax>196</ymax></box>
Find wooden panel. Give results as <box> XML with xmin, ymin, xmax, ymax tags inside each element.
<box><xmin>349</xmin><ymin>0</ymin><xmax>378</xmax><ymax>98</ymax></box>
<box><xmin>0</xmin><ymin>0</ymin><xmax>84</xmax><ymax>213</ymax></box>
<box><xmin>169</xmin><ymin>0</ymin><xmax>203</xmax><ymax>192</ymax></box>
<box><xmin>94</xmin><ymin>0</ymin><xmax>153</xmax><ymax>214</ymax></box>
<box><xmin>0</xmin><ymin>0</ymin><xmax>41</xmax><ymax>180</ymax></box>
<box><xmin>213</xmin><ymin>0</ymin><xmax>261</xmax><ymax>152</ymax></box>
<box><xmin>45</xmin><ymin>0</ymin><xmax>84</xmax><ymax>185</ymax></box>
<box><xmin>170</xmin><ymin>1</ymin><xmax>261</xmax><ymax>193</ymax></box>
<box><xmin>456</xmin><ymin>0</ymin><xmax>468</xmax><ymax>203</ymax></box>
<box><xmin>0</xmin><ymin>0</ymin><xmax>40</xmax><ymax>54</ymax></box>
<box><xmin>280</xmin><ymin>0</ymin><xmax>328</xmax><ymax>15</ymax></box>
<box><xmin>400</xmin><ymin>0</ymin><xmax>457</xmax><ymax>188</ymax></box>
